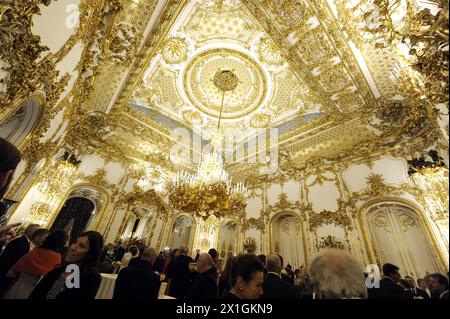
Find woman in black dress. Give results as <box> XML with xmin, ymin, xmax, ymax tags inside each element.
<box><xmin>29</xmin><ymin>231</ymin><xmax>103</xmax><ymax>299</ymax></box>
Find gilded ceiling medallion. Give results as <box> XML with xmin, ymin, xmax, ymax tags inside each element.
<box><xmin>213</xmin><ymin>70</ymin><xmax>239</xmax><ymax>92</ymax></box>
<box><xmin>183</xmin><ymin>48</ymin><xmax>267</xmax><ymax>120</ymax></box>
<box><xmin>258</xmin><ymin>37</ymin><xmax>284</xmax><ymax>66</ymax></box>
<box><xmin>162</xmin><ymin>37</ymin><xmax>188</xmax><ymax>64</ymax></box>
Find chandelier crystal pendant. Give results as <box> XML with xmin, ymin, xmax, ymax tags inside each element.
<box><xmin>169</xmin><ymin>69</ymin><xmax>248</xmax><ymax>219</ymax></box>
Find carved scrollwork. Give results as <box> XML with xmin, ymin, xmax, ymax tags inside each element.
<box><xmin>309</xmin><ymin>209</ymin><xmax>353</xmax><ymax>231</ymax></box>
<box><xmin>118</xmin><ymin>187</ymin><xmax>167</xmax><ymax>216</ymax></box>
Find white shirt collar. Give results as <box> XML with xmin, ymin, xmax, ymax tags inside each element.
<box><xmin>24</xmin><ymin>235</ymin><xmax>35</xmax><ymax>251</ymax></box>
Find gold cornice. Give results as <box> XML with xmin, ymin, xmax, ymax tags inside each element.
<box><xmin>318</xmin><ymin>0</ymin><xmax>378</xmax><ymax>103</ymax></box>
<box><xmin>241</xmin><ymin>0</ymin><xmax>343</xmax><ymax>121</ymax></box>
<box><xmin>112</xmin><ymin>0</ymin><xmax>188</xmax><ymax>113</ymax></box>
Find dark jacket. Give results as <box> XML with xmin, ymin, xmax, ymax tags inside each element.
<box><xmin>114</xmin><ymin>247</ymin><xmax>125</xmax><ymax>262</ymax></box>
<box><xmin>371</xmin><ymin>277</ymin><xmax>407</xmax><ymax>299</ymax></box>
<box><xmin>403</xmin><ymin>289</ymin><xmax>415</xmax><ymax>300</ymax></box>
<box><xmin>261</xmin><ymin>273</ymin><xmax>300</xmax><ymax>299</ymax></box>
<box><xmin>185</xmin><ymin>267</ymin><xmax>218</xmax><ymax>299</ymax></box>
<box><xmin>127</xmin><ymin>256</ymin><xmax>140</xmax><ymax>268</ymax></box>
<box><xmin>218</xmin><ymin>275</ymin><xmax>231</xmax><ymax>297</ymax></box>
<box><xmin>29</xmin><ymin>265</ymin><xmax>101</xmax><ymax>299</ymax></box>
<box><xmin>0</xmin><ymin>235</ymin><xmax>30</xmax><ymax>294</ymax></box>
<box><xmin>113</xmin><ymin>259</ymin><xmax>161</xmax><ymax>300</ymax></box>
<box><xmin>281</xmin><ymin>271</ymin><xmax>295</xmax><ymax>286</ymax></box>
<box><xmin>153</xmin><ymin>254</ymin><xmax>165</xmax><ymax>273</ymax></box>
<box><xmin>411</xmin><ymin>288</ymin><xmax>429</xmax><ymax>299</ymax></box>
<box><xmin>167</xmin><ymin>254</ymin><xmax>193</xmax><ymax>299</ymax></box>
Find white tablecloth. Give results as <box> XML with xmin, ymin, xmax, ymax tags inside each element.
<box><xmin>95</xmin><ymin>273</ymin><xmax>175</xmax><ymax>299</ymax></box>
<box><xmin>95</xmin><ymin>273</ymin><xmax>118</xmax><ymax>299</ymax></box>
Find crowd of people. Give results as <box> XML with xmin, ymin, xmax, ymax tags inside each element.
<box><xmin>95</xmin><ymin>241</ymin><xmax>448</xmax><ymax>300</ymax></box>
<box><xmin>0</xmin><ymin>138</ymin><xmax>449</xmax><ymax>300</ymax></box>
<box><xmin>0</xmin><ymin>223</ymin><xmax>104</xmax><ymax>299</ymax></box>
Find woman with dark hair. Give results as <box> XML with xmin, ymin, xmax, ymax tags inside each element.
<box><xmin>29</xmin><ymin>231</ymin><xmax>103</xmax><ymax>299</ymax></box>
<box><xmin>218</xmin><ymin>256</ymin><xmax>235</xmax><ymax>297</ymax></box>
<box><xmin>3</xmin><ymin>230</ymin><xmax>67</xmax><ymax>299</ymax></box>
<box><xmin>221</xmin><ymin>254</ymin><xmax>264</xmax><ymax>300</ymax></box>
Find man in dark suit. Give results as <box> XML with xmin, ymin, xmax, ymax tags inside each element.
<box><xmin>113</xmin><ymin>247</ymin><xmax>161</xmax><ymax>299</ymax></box>
<box><xmin>371</xmin><ymin>263</ymin><xmax>406</xmax><ymax>299</ymax></box>
<box><xmin>185</xmin><ymin>253</ymin><xmax>218</xmax><ymax>299</ymax></box>
<box><xmin>0</xmin><ymin>223</ymin><xmax>40</xmax><ymax>294</ymax></box>
<box><xmin>114</xmin><ymin>241</ymin><xmax>126</xmax><ymax>261</ymax></box>
<box><xmin>261</xmin><ymin>254</ymin><xmax>299</xmax><ymax>299</ymax></box>
<box><xmin>167</xmin><ymin>246</ymin><xmax>194</xmax><ymax>298</ymax></box>
<box><xmin>405</xmin><ymin>275</ymin><xmax>429</xmax><ymax>299</ymax></box>
<box><xmin>428</xmin><ymin>273</ymin><xmax>449</xmax><ymax>299</ymax></box>
<box><xmin>127</xmin><ymin>255</ymin><xmax>141</xmax><ymax>268</ymax></box>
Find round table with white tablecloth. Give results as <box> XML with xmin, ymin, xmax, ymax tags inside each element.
<box><xmin>95</xmin><ymin>273</ymin><xmax>175</xmax><ymax>299</ymax></box>
<box><xmin>95</xmin><ymin>273</ymin><xmax>118</xmax><ymax>299</ymax></box>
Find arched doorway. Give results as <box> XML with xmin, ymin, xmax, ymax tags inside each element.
<box><xmin>50</xmin><ymin>185</ymin><xmax>106</xmax><ymax>243</ymax></box>
<box><xmin>270</xmin><ymin>213</ymin><xmax>305</xmax><ymax>269</ymax></box>
<box><xmin>120</xmin><ymin>207</ymin><xmax>155</xmax><ymax>242</ymax></box>
<box><xmin>51</xmin><ymin>197</ymin><xmax>95</xmax><ymax>243</ymax></box>
<box><xmin>168</xmin><ymin>215</ymin><xmax>195</xmax><ymax>251</ymax></box>
<box><xmin>218</xmin><ymin>219</ymin><xmax>237</xmax><ymax>256</ymax></box>
<box><xmin>363</xmin><ymin>202</ymin><xmax>441</xmax><ymax>279</ymax></box>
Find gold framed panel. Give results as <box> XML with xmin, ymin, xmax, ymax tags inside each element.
<box><xmin>357</xmin><ymin>197</ymin><xmax>449</xmax><ymax>272</ymax></box>
<box><xmin>268</xmin><ymin>210</ymin><xmax>309</xmax><ymax>268</ymax></box>
<box><xmin>217</xmin><ymin>217</ymin><xmax>239</xmax><ymax>256</ymax></box>
<box><xmin>166</xmin><ymin>212</ymin><xmax>197</xmax><ymax>254</ymax></box>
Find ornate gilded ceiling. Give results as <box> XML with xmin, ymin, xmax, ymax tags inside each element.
<box><xmin>129</xmin><ymin>0</ymin><xmax>325</xmax><ymax>143</ymax></box>
<box><xmin>0</xmin><ymin>0</ymin><xmax>448</xmax><ymax>182</ymax></box>
<box><xmin>117</xmin><ymin>0</ymin><xmax>382</xmax><ymax>167</ymax></box>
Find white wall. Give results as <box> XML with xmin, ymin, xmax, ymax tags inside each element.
<box><xmin>32</xmin><ymin>0</ymin><xmax>82</xmax><ymax>55</ymax></box>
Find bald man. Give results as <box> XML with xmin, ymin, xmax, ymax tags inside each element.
<box><xmin>261</xmin><ymin>254</ymin><xmax>300</xmax><ymax>299</ymax></box>
<box><xmin>113</xmin><ymin>247</ymin><xmax>161</xmax><ymax>299</ymax></box>
<box><xmin>185</xmin><ymin>253</ymin><xmax>218</xmax><ymax>299</ymax></box>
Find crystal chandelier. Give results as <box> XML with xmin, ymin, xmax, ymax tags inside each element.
<box><xmin>169</xmin><ymin>70</ymin><xmax>248</xmax><ymax>219</ymax></box>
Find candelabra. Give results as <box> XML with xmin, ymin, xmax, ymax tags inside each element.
<box><xmin>29</xmin><ymin>151</ymin><xmax>79</xmax><ymax>226</ymax></box>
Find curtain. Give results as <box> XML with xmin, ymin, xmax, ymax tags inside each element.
<box><xmin>51</xmin><ymin>197</ymin><xmax>94</xmax><ymax>243</ymax></box>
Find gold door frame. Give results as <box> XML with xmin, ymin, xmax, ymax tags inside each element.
<box><xmin>358</xmin><ymin>197</ymin><xmax>448</xmax><ymax>272</ymax></box>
